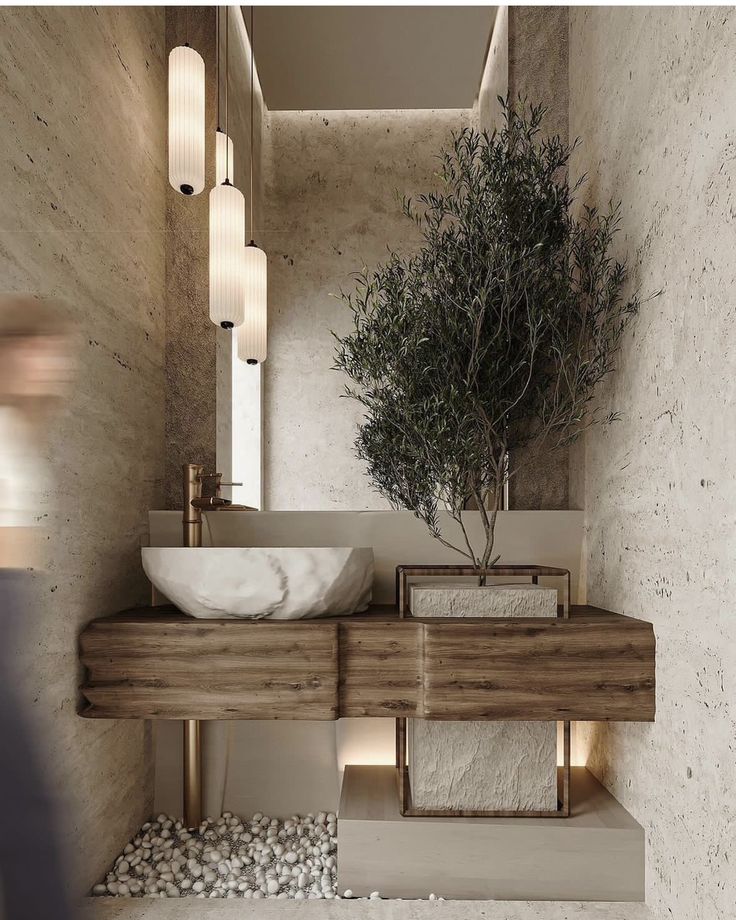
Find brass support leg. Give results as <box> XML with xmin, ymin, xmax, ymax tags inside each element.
<box><xmin>183</xmin><ymin>719</ymin><xmax>202</xmax><ymax>828</ymax></box>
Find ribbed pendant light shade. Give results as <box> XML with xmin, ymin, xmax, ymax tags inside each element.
<box><xmin>237</xmin><ymin>243</ymin><xmax>268</xmax><ymax>364</ymax></box>
<box><xmin>215</xmin><ymin>130</ymin><xmax>234</xmax><ymax>186</ymax></box>
<box><xmin>168</xmin><ymin>45</ymin><xmax>205</xmax><ymax>196</ymax></box>
<box><xmin>209</xmin><ymin>183</ymin><xmax>246</xmax><ymax>328</ymax></box>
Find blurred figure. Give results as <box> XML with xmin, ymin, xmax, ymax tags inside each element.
<box><xmin>0</xmin><ymin>295</ymin><xmax>75</xmax><ymax>920</ymax></box>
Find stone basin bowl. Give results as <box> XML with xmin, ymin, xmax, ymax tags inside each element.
<box><xmin>141</xmin><ymin>546</ymin><xmax>374</xmax><ymax>620</ymax></box>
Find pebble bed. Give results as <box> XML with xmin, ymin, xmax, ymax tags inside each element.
<box><xmin>92</xmin><ymin>811</ymin><xmax>354</xmax><ymax>900</ymax></box>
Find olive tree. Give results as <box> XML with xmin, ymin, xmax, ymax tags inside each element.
<box><xmin>334</xmin><ymin>100</ymin><xmax>644</xmax><ymax>576</ymax></box>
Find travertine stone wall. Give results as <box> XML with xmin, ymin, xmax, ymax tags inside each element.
<box><xmin>262</xmin><ymin>110</ymin><xmax>470</xmax><ymax>510</ymax></box>
<box><xmin>570</xmin><ymin>8</ymin><xmax>736</xmax><ymax>919</ymax></box>
<box><xmin>0</xmin><ymin>6</ymin><xmax>166</xmax><ymax>892</ymax></box>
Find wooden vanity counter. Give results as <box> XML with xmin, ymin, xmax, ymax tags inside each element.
<box><xmin>79</xmin><ymin>604</ymin><xmax>655</xmax><ymax>723</ymax></box>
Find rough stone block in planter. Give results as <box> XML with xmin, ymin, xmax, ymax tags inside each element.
<box><xmin>410</xmin><ymin>582</ymin><xmax>558</xmax><ymax>618</ymax></box>
<box><xmin>409</xmin><ymin>582</ymin><xmax>558</xmax><ymax>812</ymax></box>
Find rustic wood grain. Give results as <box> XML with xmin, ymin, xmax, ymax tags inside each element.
<box><xmin>422</xmin><ymin>617</ymin><xmax>655</xmax><ymax>721</ymax></box>
<box><xmin>338</xmin><ymin>622</ymin><xmax>421</xmax><ymax>717</ymax></box>
<box><xmin>80</xmin><ymin>616</ymin><xmax>339</xmax><ymax>719</ymax></box>
<box><xmin>79</xmin><ymin>605</ymin><xmax>655</xmax><ymax>722</ymax></box>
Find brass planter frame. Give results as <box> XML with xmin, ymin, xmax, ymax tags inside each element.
<box><xmin>394</xmin><ymin>564</ymin><xmax>572</xmax><ymax>818</ymax></box>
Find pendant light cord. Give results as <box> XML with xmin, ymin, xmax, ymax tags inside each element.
<box><xmin>225</xmin><ymin>6</ymin><xmax>230</xmax><ymax>183</ymax></box>
<box><xmin>249</xmin><ymin>5</ymin><xmax>255</xmax><ymax>242</ymax></box>
<box><xmin>216</xmin><ymin>7</ymin><xmax>220</xmax><ymax>132</ymax></box>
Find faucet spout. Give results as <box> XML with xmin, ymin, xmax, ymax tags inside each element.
<box><xmin>191</xmin><ymin>495</ymin><xmax>230</xmax><ymax>510</ymax></box>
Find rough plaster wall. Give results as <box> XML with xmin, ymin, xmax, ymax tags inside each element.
<box><xmin>476</xmin><ymin>6</ymin><xmax>508</xmax><ymax>133</ymax></box>
<box><xmin>164</xmin><ymin>7</ymin><xmax>220</xmax><ymax>508</ymax></box>
<box><xmin>0</xmin><ymin>6</ymin><xmax>165</xmax><ymax>892</ymax></box>
<box><xmin>507</xmin><ymin>6</ymin><xmax>570</xmax><ymax>511</ymax></box>
<box><xmin>508</xmin><ymin>5</ymin><xmax>568</xmax><ymax>138</ymax></box>
<box><xmin>262</xmin><ymin>110</ymin><xmax>470</xmax><ymax>509</ymax></box>
<box><xmin>570</xmin><ymin>8</ymin><xmax>736</xmax><ymax>919</ymax></box>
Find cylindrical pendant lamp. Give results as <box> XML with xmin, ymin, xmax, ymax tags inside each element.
<box><xmin>237</xmin><ymin>7</ymin><xmax>267</xmax><ymax>364</ymax></box>
<box><xmin>168</xmin><ymin>45</ymin><xmax>205</xmax><ymax>196</ymax></box>
<box><xmin>237</xmin><ymin>242</ymin><xmax>267</xmax><ymax>364</ymax></box>
<box><xmin>209</xmin><ymin>182</ymin><xmax>246</xmax><ymax>328</ymax></box>
<box><xmin>215</xmin><ymin>129</ymin><xmax>234</xmax><ymax>186</ymax></box>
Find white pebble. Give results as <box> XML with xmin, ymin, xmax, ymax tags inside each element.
<box><xmin>94</xmin><ymin>809</ymin><xmax>338</xmax><ymax>900</ymax></box>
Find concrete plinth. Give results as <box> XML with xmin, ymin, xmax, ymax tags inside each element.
<box><xmin>338</xmin><ymin>765</ymin><xmax>645</xmax><ymax>901</ymax></box>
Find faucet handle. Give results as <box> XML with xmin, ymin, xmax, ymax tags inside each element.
<box><xmin>197</xmin><ymin>471</ymin><xmax>243</xmax><ymax>495</ymax></box>
<box><xmin>198</xmin><ymin>472</ymin><xmax>243</xmax><ymax>486</ymax></box>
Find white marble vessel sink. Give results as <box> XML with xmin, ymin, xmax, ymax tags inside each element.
<box><xmin>141</xmin><ymin>547</ymin><xmax>373</xmax><ymax>620</ymax></box>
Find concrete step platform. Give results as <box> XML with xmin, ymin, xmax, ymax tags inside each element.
<box><xmin>338</xmin><ymin>765</ymin><xmax>644</xmax><ymax>901</ymax></box>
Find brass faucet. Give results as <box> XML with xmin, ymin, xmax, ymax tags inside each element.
<box><xmin>182</xmin><ymin>462</ymin><xmax>255</xmax><ymax>548</ymax></box>
<box><xmin>180</xmin><ymin>462</ymin><xmax>255</xmax><ymax>828</ymax></box>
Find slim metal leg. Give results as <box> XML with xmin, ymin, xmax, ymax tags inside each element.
<box><xmin>183</xmin><ymin>719</ymin><xmax>202</xmax><ymax>828</ymax></box>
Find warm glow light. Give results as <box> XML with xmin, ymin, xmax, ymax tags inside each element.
<box><xmin>337</xmin><ymin>721</ymin><xmax>396</xmax><ymax>773</ymax></box>
<box><xmin>168</xmin><ymin>46</ymin><xmax>205</xmax><ymax>196</ymax></box>
<box><xmin>237</xmin><ymin>243</ymin><xmax>268</xmax><ymax>363</ymax></box>
<box><xmin>209</xmin><ymin>183</ymin><xmax>245</xmax><ymax>328</ymax></box>
<box><xmin>215</xmin><ymin>130</ymin><xmax>234</xmax><ymax>186</ymax></box>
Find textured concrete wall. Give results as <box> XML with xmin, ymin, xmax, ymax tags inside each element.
<box><xmin>506</xmin><ymin>5</ymin><xmax>570</xmax><ymax>511</ymax></box>
<box><xmin>570</xmin><ymin>8</ymin><xmax>736</xmax><ymax>919</ymax></box>
<box><xmin>0</xmin><ymin>6</ymin><xmax>166</xmax><ymax>892</ymax></box>
<box><xmin>262</xmin><ymin>110</ymin><xmax>470</xmax><ymax>510</ymax></box>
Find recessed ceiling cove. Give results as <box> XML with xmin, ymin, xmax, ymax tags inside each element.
<box><xmin>247</xmin><ymin>6</ymin><xmax>496</xmax><ymax>111</ymax></box>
